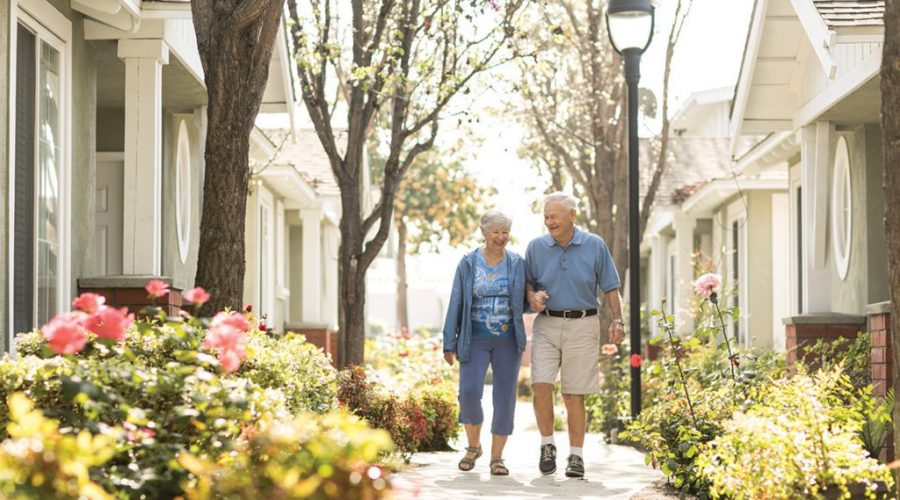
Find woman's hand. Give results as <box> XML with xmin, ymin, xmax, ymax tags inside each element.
<box><xmin>443</xmin><ymin>350</ymin><xmax>456</xmax><ymax>366</ymax></box>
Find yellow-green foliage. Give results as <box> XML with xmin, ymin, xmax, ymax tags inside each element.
<box><xmin>697</xmin><ymin>369</ymin><xmax>894</xmax><ymax>499</ymax></box>
<box><xmin>180</xmin><ymin>412</ymin><xmax>393</xmax><ymax>499</ymax></box>
<box><xmin>0</xmin><ymin>393</ymin><xmax>117</xmax><ymax>499</ymax></box>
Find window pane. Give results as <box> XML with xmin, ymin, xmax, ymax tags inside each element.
<box><xmin>37</xmin><ymin>41</ymin><xmax>61</xmax><ymax>326</ymax></box>
<box><xmin>14</xmin><ymin>23</ymin><xmax>36</xmax><ymax>334</ymax></box>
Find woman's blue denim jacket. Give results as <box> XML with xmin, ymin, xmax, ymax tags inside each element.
<box><xmin>442</xmin><ymin>248</ymin><xmax>527</xmax><ymax>363</ymax></box>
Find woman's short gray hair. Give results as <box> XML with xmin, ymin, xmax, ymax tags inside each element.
<box><xmin>543</xmin><ymin>192</ymin><xmax>579</xmax><ymax>211</ymax></box>
<box><xmin>480</xmin><ymin>209</ymin><xmax>513</xmax><ymax>232</ymax></box>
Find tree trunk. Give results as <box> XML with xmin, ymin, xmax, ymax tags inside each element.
<box><xmin>395</xmin><ymin>220</ymin><xmax>410</xmax><ymax>333</ymax></box>
<box><xmin>191</xmin><ymin>1</ymin><xmax>282</xmax><ymax>314</ymax></box>
<box><xmin>338</xmin><ymin>190</ymin><xmax>367</xmax><ymax>367</ymax></box>
<box><xmin>883</xmin><ymin>0</ymin><xmax>900</xmax><ymax>485</ymax></box>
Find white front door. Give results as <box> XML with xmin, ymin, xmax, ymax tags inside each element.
<box><xmin>95</xmin><ymin>153</ymin><xmax>124</xmax><ymax>275</ymax></box>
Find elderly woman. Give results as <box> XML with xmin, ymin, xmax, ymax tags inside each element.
<box><xmin>442</xmin><ymin>209</ymin><xmax>527</xmax><ymax>476</ymax></box>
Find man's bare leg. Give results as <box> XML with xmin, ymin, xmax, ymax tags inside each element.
<box><xmin>532</xmin><ymin>383</ymin><xmax>555</xmax><ymax>437</ymax></box>
<box><xmin>562</xmin><ymin>394</ymin><xmax>585</xmax><ymax>447</ymax></box>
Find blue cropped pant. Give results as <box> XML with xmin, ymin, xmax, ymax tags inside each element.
<box><xmin>457</xmin><ymin>334</ymin><xmax>521</xmax><ymax>436</ymax></box>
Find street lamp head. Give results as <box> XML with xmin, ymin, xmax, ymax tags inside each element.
<box><xmin>606</xmin><ymin>0</ymin><xmax>655</xmax><ymax>55</ymax></box>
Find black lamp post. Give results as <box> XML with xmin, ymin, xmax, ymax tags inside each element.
<box><xmin>606</xmin><ymin>0</ymin><xmax>654</xmax><ymax>418</ymax></box>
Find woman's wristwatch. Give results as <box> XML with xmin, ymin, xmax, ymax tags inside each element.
<box><xmin>611</xmin><ymin>319</ymin><xmax>624</xmax><ymax>327</ymax></box>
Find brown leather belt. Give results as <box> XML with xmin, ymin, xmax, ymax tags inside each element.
<box><xmin>542</xmin><ymin>308</ymin><xmax>598</xmax><ymax>319</ymax></box>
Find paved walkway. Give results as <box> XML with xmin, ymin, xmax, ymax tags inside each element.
<box><xmin>391</xmin><ymin>385</ymin><xmax>672</xmax><ymax>499</ymax></box>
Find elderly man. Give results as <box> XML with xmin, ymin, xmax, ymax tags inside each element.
<box><xmin>525</xmin><ymin>192</ymin><xmax>625</xmax><ymax>478</ymax></box>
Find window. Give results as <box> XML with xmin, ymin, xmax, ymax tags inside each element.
<box><xmin>832</xmin><ymin>137</ymin><xmax>851</xmax><ymax>280</ymax></box>
<box><xmin>11</xmin><ymin>6</ymin><xmax>70</xmax><ymax>337</ymax></box>
<box><xmin>175</xmin><ymin>120</ymin><xmax>191</xmax><ymax>263</ymax></box>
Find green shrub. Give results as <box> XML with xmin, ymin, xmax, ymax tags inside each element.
<box><xmin>0</xmin><ymin>352</ymin><xmax>287</xmax><ymax>498</ymax></box>
<box><xmin>239</xmin><ymin>332</ymin><xmax>337</xmax><ymax>414</ymax></box>
<box><xmin>413</xmin><ymin>383</ymin><xmax>459</xmax><ymax>451</ymax></box>
<box><xmin>0</xmin><ymin>393</ymin><xmax>118</xmax><ymax>499</ymax></box>
<box><xmin>337</xmin><ymin>366</ymin><xmax>458</xmax><ymax>457</ymax></box>
<box><xmin>697</xmin><ymin>369</ymin><xmax>894</xmax><ymax>499</ymax></box>
<box><xmin>621</xmin><ymin>383</ymin><xmax>733</xmax><ymax>493</ymax></box>
<box><xmin>618</xmin><ymin>335</ymin><xmax>787</xmax><ymax>495</ymax></box>
<box><xmin>1</xmin><ymin>301</ymin><xmax>353</xmax><ymax>498</ymax></box>
<box><xmin>179</xmin><ymin>411</ymin><xmax>393</xmax><ymax>499</ymax></box>
<box><xmin>516</xmin><ymin>366</ymin><xmax>532</xmax><ymax>400</ymax></box>
<box><xmin>799</xmin><ymin>332</ymin><xmax>872</xmax><ymax>389</ymax></box>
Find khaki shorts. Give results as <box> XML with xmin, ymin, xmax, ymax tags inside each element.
<box><xmin>530</xmin><ymin>314</ymin><xmax>602</xmax><ymax>394</ymax></box>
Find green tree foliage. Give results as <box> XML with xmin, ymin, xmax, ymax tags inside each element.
<box><xmin>395</xmin><ymin>148</ymin><xmax>495</xmax><ymax>253</ymax></box>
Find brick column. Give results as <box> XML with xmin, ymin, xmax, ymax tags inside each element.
<box><xmin>78</xmin><ymin>276</ymin><xmax>182</xmax><ymax>317</ymax></box>
<box><xmin>868</xmin><ymin>301</ymin><xmax>893</xmax><ymax>462</ymax></box>
<box><xmin>784</xmin><ymin>313</ymin><xmax>866</xmax><ymax>366</ymax></box>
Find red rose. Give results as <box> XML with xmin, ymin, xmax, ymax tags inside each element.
<box><xmin>630</xmin><ymin>353</ymin><xmax>642</xmax><ymax>368</ymax></box>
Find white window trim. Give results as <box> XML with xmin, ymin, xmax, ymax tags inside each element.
<box><xmin>727</xmin><ymin>206</ymin><xmax>749</xmax><ymax>347</ymax></box>
<box><xmin>789</xmin><ymin>163</ymin><xmax>803</xmax><ymax>315</ymax></box>
<box><xmin>7</xmin><ymin>0</ymin><xmax>72</xmax><ymax>354</ymax></box>
<box><xmin>257</xmin><ymin>189</ymin><xmax>275</xmax><ymax>317</ymax></box>
<box><xmin>832</xmin><ymin>136</ymin><xmax>852</xmax><ymax>281</ymax></box>
<box><xmin>174</xmin><ymin>119</ymin><xmax>191</xmax><ymax>264</ymax></box>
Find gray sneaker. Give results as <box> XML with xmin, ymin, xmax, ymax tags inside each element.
<box><xmin>539</xmin><ymin>444</ymin><xmax>557</xmax><ymax>475</ymax></box>
<box><xmin>565</xmin><ymin>454</ymin><xmax>585</xmax><ymax>478</ymax></box>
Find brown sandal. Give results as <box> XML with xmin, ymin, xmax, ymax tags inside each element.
<box><xmin>490</xmin><ymin>457</ymin><xmax>509</xmax><ymax>476</ymax></box>
<box><xmin>458</xmin><ymin>445</ymin><xmax>482</xmax><ymax>471</ymax></box>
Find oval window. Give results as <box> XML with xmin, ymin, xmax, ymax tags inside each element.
<box><xmin>831</xmin><ymin>136</ymin><xmax>851</xmax><ymax>280</ymax></box>
<box><xmin>175</xmin><ymin>120</ymin><xmax>192</xmax><ymax>263</ymax></box>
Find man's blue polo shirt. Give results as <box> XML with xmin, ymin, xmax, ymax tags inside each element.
<box><xmin>525</xmin><ymin>228</ymin><xmax>620</xmax><ymax>311</ymax></box>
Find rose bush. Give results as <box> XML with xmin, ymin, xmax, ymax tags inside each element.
<box><xmin>0</xmin><ymin>286</ymin><xmax>385</xmax><ymax>498</ymax></box>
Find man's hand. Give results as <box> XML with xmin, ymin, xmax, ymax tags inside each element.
<box><xmin>528</xmin><ymin>290</ymin><xmax>549</xmax><ymax>312</ymax></box>
<box><xmin>443</xmin><ymin>350</ymin><xmax>456</xmax><ymax>366</ymax></box>
<box><xmin>608</xmin><ymin>320</ymin><xmax>625</xmax><ymax>344</ymax></box>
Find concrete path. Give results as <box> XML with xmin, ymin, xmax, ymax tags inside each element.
<box><xmin>391</xmin><ymin>385</ymin><xmax>672</xmax><ymax>499</ymax></box>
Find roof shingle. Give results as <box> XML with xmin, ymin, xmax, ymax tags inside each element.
<box><xmin>812</xmin><ymin>0</ymin><xmax>885</xmax><ymax>27</ymax></box>
<box><xmin>263</xmin><ymin>128</ymin><xmax>342</xmax><ymax>197</ymax></box>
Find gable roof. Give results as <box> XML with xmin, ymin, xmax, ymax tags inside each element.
<box><xmin>263</xmin><ymin>128</ymin><xmax>341</xmax><ymax>197</ymax></box>
<box><xmin>640</xmin><ymin>137</ymin><xmax>762</xmax><ymax>209</ymax></box>
<box><xmin>812</xmin><ymin>0</ymin><xmax>885</xmax><ymax>26</ymax></box>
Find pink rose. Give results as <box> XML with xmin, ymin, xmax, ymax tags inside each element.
<box><xmin>72</xmin><ymin>292</ymin><xmax>106</xmax><ymax>313</ymax></box>
<box><xmin>42</xmin><ymin>312</ymin><xmax>89</xmax><ymax>355</ymax></box>
<box><xmin>601</xmin><ymin>343</ymin><xmax>618</xmax><ymax>355</ymax></box>
<box><xmin>204</xmin><ymin>311</ymin><xmax>251</xmax><ymax>373</ymax></box>
<box><xmin>693</xmin><ymin>273</ymin><xmax>722</xmax><ymax>300</ymax></box>
<box><xmin>83</xmin><ymin>305</ymin><xmax>133</xmax><ymax>342</ymax></box>
<box><xmin>145</xmin><ymin>279</ymin><xmax>170</xmax><ymax>299</ymax></box>
<box><xmin>218</xmin><ymin>348</ymin><xmax>245</xmax><ymax>373</ymax></box>
<box><xmin>211</xmin><ymin>311</ymin><xmax>251</xmax><ymax>333</ymax></box>
<box><xmin>183</xmin><ymin>287</ymin><xmax>210</xmax><ymax>306</ymax></box>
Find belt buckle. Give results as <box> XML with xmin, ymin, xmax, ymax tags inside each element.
<box><xmin>563</xmin><ymin>309</ymin><xmax>573</xmax><ymax>321</ymax></box>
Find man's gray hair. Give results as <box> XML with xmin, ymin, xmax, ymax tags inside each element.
<box><xmin>543</xmin><ymin>192</ymin><xmax>579</xmax><ymax>211</ymax></box>
<box><xmin>480</xmin><ymin>209</ymin><xmax>513</xmax><ymax>232</ymax></box>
